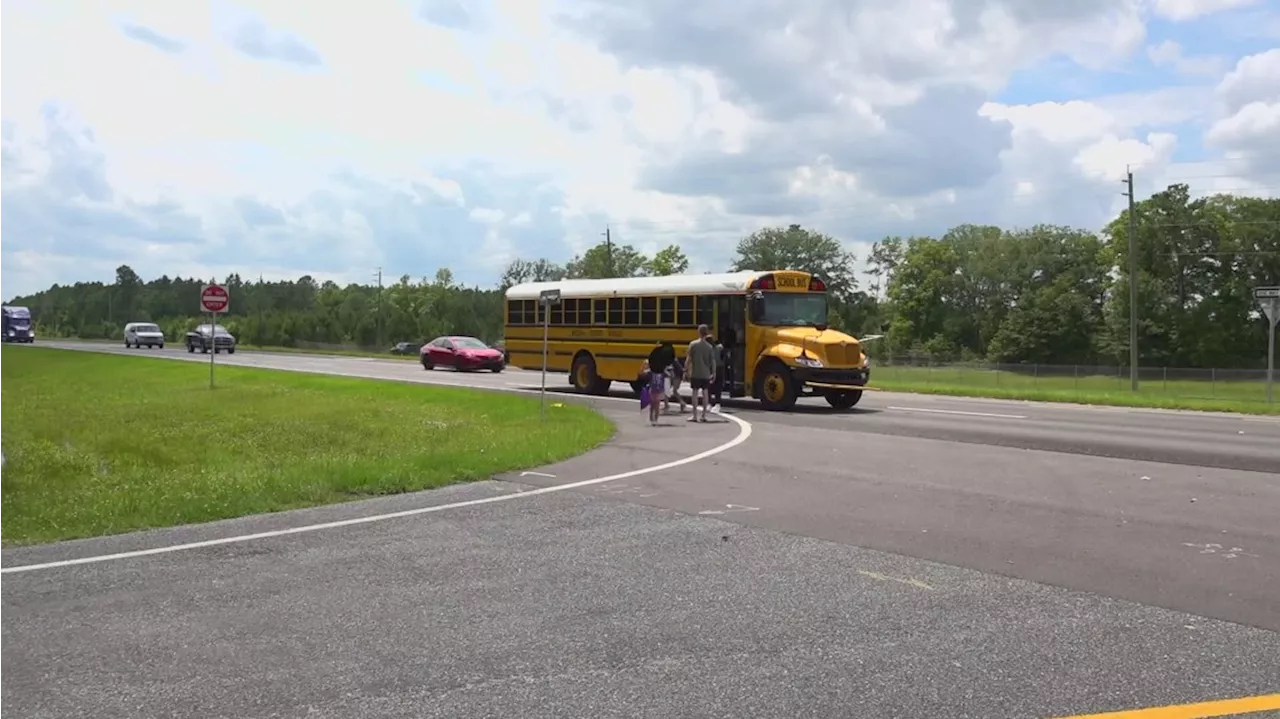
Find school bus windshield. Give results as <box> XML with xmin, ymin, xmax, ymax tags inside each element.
<box><xmin>754</xmin><ymin>292</ymin><xmax>828</xmax><ymax>327</ymax></box>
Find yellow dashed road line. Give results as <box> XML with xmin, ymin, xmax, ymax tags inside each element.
<box><xmin>1051</xmin><ymin>693</ymin><xmax>1280</xmax><ymax>719</ymax></box>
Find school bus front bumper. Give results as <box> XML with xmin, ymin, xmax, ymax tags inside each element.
<box><xmin>793</xmin><ymin>366</ymin><xmax>871</xmax><ymax>391</ymax></box>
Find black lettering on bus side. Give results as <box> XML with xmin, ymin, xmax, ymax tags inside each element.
<box><xmin>777</xmin><ymin>275</ymin><xmax>806</xmax><ymax>288</ymax></box>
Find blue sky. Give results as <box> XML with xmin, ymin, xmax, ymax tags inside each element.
<box><xmin>2</xmin><ymin>0</ymin><xmax>1277</xmax><ymax>300</ymax></box>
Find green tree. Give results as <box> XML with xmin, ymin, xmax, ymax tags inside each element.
<box><xmin>564</xmin><ymin>241</ymin><xmax>650</xmax><ymax>279</ymax></box>
<box><xmin>730</xmin><ymin>224</ymin><xmax>858</xmax><ymax>302</ymax></box>
<box><xmin>647</xmin><ymin>245</ymin><xmax>690</xmax><ymax>276</ymax></box>
<box><xmin>499</xmin><ymin>258</ymin><xmax>566</xmax><ymax>289</ymax></box>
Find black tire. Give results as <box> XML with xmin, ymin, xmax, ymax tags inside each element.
<box><xmin>158</xmin><ymin>343</ymin><xmax>164</xmax><ymax>350</ymax></box>
<box><xmin>754</xmin><ymin>359</ymin><xmax>798</xmax><ymax>411</ymax></box>
<box><xmin>824</xmin><ymin>390</ymin><xmax>863</xmax><ymax>409</ymax></box>
<box><xmin>421</xmin><ymin>356</ymin><xmax>434</xmax><ymax>371</ymax></box>
<box><xmin>187</xmin><ymin>342</ymin><xmax>195</xmax><ymax>353</ymax></box>
<box><xmin>570</xmin><ymin>353</ymin><xmax>604</xmax><ymax>394</ymax></box>
<box><xmin>227</xmin><ymin>347</ymin><xmax>235</xmax><ymax>354</ymax></box>
<box><xmin>491</xmin><ymin>365</ymin><xmax>503</xmax><ymax>373</ymax></box>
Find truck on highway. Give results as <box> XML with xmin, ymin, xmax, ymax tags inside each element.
<box><xmin>185</xmin><ymin>323</ymin><xmax>237</xmax><ymax>354</ymax></box>
<box><xmin>2</xmin><ymin>305</ymin><xmax>35</xmax><ymax>343</ymax></box>
<box><xmin>503</xmin><ymin>270</ymin><xmax>872</xmax><ymax>411</ymax></box>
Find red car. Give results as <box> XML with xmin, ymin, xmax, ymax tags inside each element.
<box><xmin>420</xmin><ymin>335</ymin><xmax>505</xmax><ymax>372</ymax></box>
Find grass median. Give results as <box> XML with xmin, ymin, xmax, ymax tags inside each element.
<box><xmin>869</xmin><ymin>364</ymin><xmax>1276</xmax><ymax>414</ymax></box>
<box><xmin>0</xmin><ymin>346</ymin><xmax>615</xmax><ymax>545</ymax></box>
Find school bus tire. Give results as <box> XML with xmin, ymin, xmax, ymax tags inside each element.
<box><xmin>571</xmin><ymin>352</ymin><xmax>610</xmax><ymax>394</ymax></box>
<box><xmin>754</xmin><ymin>359</ymin><xmax>797</xmax><ymax>411</ymax></box>
<box><xmin>823</xmin><ymin>390</ymin><xmax>863</xmax><ymax>409</ymax></box>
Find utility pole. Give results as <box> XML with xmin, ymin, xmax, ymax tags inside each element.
<box><xmin>1121</xmin><ymin>167</ymin><xmax>1139</xmax><ymax>392</ymax></box>
<box><xmin>602</xmin><ymin>226</ymin><xmax>614</xmax><ymax>277</ymax></box>
<box><xmin>374</xmin><ymin>267</ymin><xmax>383</xmax><ymax>349</ymax></box>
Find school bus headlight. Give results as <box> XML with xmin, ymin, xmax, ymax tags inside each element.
<box><xmin>795</xmin><ymin>355</ymin><xmax>823</xmax><ymax>368</ymax></box>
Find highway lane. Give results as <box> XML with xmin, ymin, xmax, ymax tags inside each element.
<box><xmin>30</xmin><ymin>340</ymin><xmax>1280</xmax><ymax>630</ymax></box>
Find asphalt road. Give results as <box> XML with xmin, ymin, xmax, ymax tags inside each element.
<box><xmin>3</xmin><ymin>341</ymin><xmax>1279</xmax><ymax>719</ymax></box>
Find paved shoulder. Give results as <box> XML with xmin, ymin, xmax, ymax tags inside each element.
<box><xmin>3</xmin><ymin>492</ymin><xmax>1276</xmax><ymax>719</ymax></box>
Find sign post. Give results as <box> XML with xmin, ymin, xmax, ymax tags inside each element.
<box><xmin>1256</xmin><ymin>286</ymin><xmax>1279</xmax><ymax>404</ymax></box>
<box><xmin>539</xmin><ymin>288</ymin><xmax>561</xmax><ymax>419</ymax></box>
<box><xmin>200</xmin><ymin>284</ymin><xmax>230</xmax><ymax>389</ymax></box>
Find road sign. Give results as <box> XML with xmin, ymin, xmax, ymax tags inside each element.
<box><xmin>1258</xmin><ymin>287</ymin><xmax>1279</xmax><ymax>405</ymax></box>
<box><xmin>539</xmin><ymin>288</ymin><xmax>562</xmax><ymax>305</ymax></box>
<box><xmin>1263</xmin><ymin>299</ymin><xmax>1279</xmax><ymax>327</ymax></box>
<box><xmin>200</xmin><ymin>284</ymin><xmax>230</xmax><ymax>314</ymax></box>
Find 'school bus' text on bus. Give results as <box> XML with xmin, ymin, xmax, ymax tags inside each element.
<box><xmin>503</xmin><ymin>270</ymin><xmax>872</xmax><ymax>411</ymax></box>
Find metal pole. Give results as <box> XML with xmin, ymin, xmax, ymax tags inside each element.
<box><xmin>1268</xmin><ymin>307</ymin><xmax>1276</xmax><ymax>404</ymax></box>
<box><xmin>540</xmin><ymin>299</ymin><xmax>549</xmax><ymax>419</ymax></box>
<box><xmin>1126</xmin><ymin>168</ymin><xmax>1139</xmax><ymax>392</ymax></box>
<box><xmin>209</xmin><ymin>311</ymin><xmax>217</xmax><ymax>389</ymax></box>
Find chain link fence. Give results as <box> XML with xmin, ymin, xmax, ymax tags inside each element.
<box><xmin>872</xmin><ymin>357</ymin><xmax>1271</xmax><ymax>404</ymax></box>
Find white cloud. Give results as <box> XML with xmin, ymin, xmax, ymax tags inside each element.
<box><xmin>1146</xmin><ymin>40</ymin><xmax>1227</xmax><ymax>76</ymax></box>
<box><xmin>2</xmin><ymin>0</ymin><xmax>1277</xmax><ymax>301</ymax></box>
<box><xmin>1150</xmin><ymin>0</ymin><xmax>1264</xmax><ymax>22</ymax></box>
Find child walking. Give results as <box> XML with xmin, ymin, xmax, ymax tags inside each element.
<box><xmin>637</xmin><ymin>359</ymin><xmax>662</xmax><ymax>426</ymax></box>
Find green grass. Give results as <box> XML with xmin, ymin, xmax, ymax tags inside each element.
<box><xmin>0</xmin><ymin>346</ymin><xmax>615</xmax><ymax>545</ymax></box>
<box><xmin>869</xmin><ymin>363</ymin><xmax>1277</xmax><ymax>414</ymax></box>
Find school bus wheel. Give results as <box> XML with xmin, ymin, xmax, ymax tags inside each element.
<box><xmin>570</xmin><ymin>352</ymin><xmax>610</xmax><ymax>394</ymax></box>
<box><xmin>823</xmin><ymin>390</ymin><xmax>863</xmax><ymax>409</ymax></box>
<box><xmin>754</xmin><ymin>359</ymin><xmax>797</xmax><ymax>411</ymax></box>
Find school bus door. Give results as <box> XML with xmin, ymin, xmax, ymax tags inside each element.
<box><xmin>707</xmin><ymin>295</ymin><xmax>747</xmax><ymax>397</ymax></box>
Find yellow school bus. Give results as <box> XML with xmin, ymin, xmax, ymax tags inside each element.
<box><xmin>503</xmin><ymin>270</ymin><xmax>872</xmax><ymax>411</ymax></box>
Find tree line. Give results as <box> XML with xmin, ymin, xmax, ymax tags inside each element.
<box><xmin>7</xmin><ymin>184</ymin><xmax>1277</xmax><ymax>368</ymax></box>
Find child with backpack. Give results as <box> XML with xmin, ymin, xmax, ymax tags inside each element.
<box><xmin>637</xmin><ymin>359</ymin><xmax>662</xmax><ymax>425</ymax></box>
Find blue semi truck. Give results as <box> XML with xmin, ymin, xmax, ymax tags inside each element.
<box><xmin>2</xmin><ymin>305</ymin><xmax>35</xmax><ymax>343</ymax></box>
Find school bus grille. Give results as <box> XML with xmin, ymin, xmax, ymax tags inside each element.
<box><xmin>824</xmin><ymin>344</ymin><xmax>860</xmax><ymax>367</ymax></box>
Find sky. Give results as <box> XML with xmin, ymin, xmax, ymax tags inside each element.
<box><xmin>2</xmin><ymin>0</ymin><xmax>1278</xmax><ymax>300</ymax></box>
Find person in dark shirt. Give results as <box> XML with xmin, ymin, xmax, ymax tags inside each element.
<box><xmin>648</xmin><ymin>342</ymin><xmax>674</xmax><ymax>375</ymax></box>
<box><xmin>647</xmin><ymin>342</ymin><xmax>685</xmax><ymax>414</ymax></box>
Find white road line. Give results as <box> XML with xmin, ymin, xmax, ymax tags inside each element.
<box><xmin>887</xmin><ymin>405</ymin><xmax>1027</xmax><ymax>420</ymax></box>
<box><xmin>0</xmin><ymin>353</ymin><xmax>754</xmax><ymax>575</ymax></box>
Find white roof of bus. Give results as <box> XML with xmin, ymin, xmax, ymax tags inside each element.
<box><xmin>505</xmin><ymin>271</ymin><xmax>768</xmax><ymax>300</ymax></box>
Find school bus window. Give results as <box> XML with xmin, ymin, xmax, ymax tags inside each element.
<box><xmin>640</xmin><ymin>296</ymin><xmax>657</xmax><ymax>325</ymax></box>
<box><xmin>551</xmin><ymin>303</ymin><xmax>563</xmax><ymax>325</ymax></box>
<box><xmin>560</xmin><ymin>298</ymin><xmax>573</xmax><ymax>324</ymax></box>
<box><xmin>571</xmin><ymin>298</ymin><xmax>585</xmax><ymax>325</ymax></box>
<box><xmin>607</xmin><ymin>297</ymin><xmax>623</xmax><ymax>324</ymax></box>
<box><xmin>623</xmin><ymin>297</ymin><xmax>640</xmax><ymax>324</ymax></box>
<box><xmin>659</xmin><ymin>297</ymin><xmax>675</xmax><ymax>324</ymax></box>
<box><xmin>695</xmin><ymin>296</ymin><xmax>714</xmax><ymax>327</ymax></box>
<box><xmin>524</xmin><ymin>300</ymin><xmax>536</xmax><ymax>324</ymax></box>
<box><xmin>593</xmin><ymin>299</ymin><xmax>607</xmax><ymax>324</ymax></box>
<box><xmin>676</xmin><ymin>296</ymin><xmax>694</xmax><ymax>325</ymax></box>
